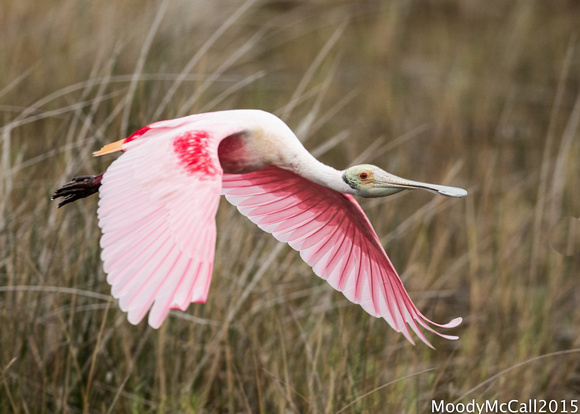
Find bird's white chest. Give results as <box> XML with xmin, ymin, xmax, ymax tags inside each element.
<box><xmin>217</xmin><ymin>133</ymin><xmax>269</xmax><ymax>174</ymax></box>
<box><xmin>215</xmin><ymin>114</ymin><xmax>314</xmax><ymax>176</ymax></box>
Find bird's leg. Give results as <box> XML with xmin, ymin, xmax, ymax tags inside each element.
<box><xmin>52</xmin><ymin>173</ymin><xmax>104</xmax><ymax>208</ymax></box>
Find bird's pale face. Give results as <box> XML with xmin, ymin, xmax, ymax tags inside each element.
<box><xmin>342</xmin><ymin>164</ymin><xmax>468</xmax><ymax>198</ymax></box>
<box><xmin>342</xmin><ymin>164</ymin><xmax>408</xmax><ymax>197</ymax></box>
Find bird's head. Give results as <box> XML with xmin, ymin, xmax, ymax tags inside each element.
<box><xmin>342</xmin><ymin>164</ymin><xmax>468</xmax><ymax>198</ymax></box>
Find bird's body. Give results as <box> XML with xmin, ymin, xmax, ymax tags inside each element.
<box><xmin>54</xmin><ymin>109</ymin><xmax>466</xmax><ymax>347</ymax></box>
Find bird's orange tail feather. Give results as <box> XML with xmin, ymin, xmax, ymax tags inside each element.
<box><xmin>93</xmin><ymin>139</ymin><xmax>126</xmax><ymax>156</ymax></box>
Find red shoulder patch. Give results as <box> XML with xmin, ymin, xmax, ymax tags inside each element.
<box><xmin>125</xmin><ymin>126</ymin><xmax>152</xmax><ymax>144</ymax></box>
<box><xmin>173</xmin><ymin>131</ymin><xmax>219</xmax><ymax>177</ymax></box>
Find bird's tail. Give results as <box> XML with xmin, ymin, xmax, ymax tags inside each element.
<box><xmin>93</xmin><ymin>139</ymin><xmax>126</xmax><ymax>156</ymax></box>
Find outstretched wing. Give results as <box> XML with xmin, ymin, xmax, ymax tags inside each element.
<box><xmin>97</xmin><ymin>115</ymin><xmax>243</xmax><ymax>328</ymax></box>
<box><xmin>222</xmin><ymin>166</ymin><xmax>461</xmax><ymax>347</ymax></box>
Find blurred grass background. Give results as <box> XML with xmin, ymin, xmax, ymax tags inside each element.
<box><xmin>1</xmin><ymin>0</ymin><xmax>579</xmax><ymax>412</ymax></box>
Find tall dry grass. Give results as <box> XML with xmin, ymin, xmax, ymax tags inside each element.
<box><xmin>1</xmin><ymin>0</ymin><xmax>579</xmax><ymax>412</ymax></box>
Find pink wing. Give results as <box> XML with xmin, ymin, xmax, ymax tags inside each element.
<box><xmin>222</xmin><ymin>166</ymin><xmax>461</xmax><ymax>347</ymax></box>
<box><xmin>97</xmin><ymin>115</ymin><xmax>243</xmax><ymax>328</ymax></box>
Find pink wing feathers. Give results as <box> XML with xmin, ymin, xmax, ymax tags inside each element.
<box><xmin>96</xmin><ymin>111</ymin><xmax>460</xmax><ymax>345</ymax></box>
<box><xmin>97</xmin><ymin>116</ymin><xmax>243</xmax><ymax>328</ymax></box>
<box><xmin>222</xmin><ymin>166</ymin><xmax>461</xmax><ymax>347</ymax></box>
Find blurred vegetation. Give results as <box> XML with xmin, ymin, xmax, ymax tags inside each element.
<box><xmin>1</xmin><ymin>0</ymin><xmax>579</xmax><ymax>412</ymax></box>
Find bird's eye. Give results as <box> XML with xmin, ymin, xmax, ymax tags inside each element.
<box><xmin>359</xmin><ymin>173</ymin><xmax>368</xmax><ymax>179</ymax></box>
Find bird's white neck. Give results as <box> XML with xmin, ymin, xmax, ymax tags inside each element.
<box><xmin>256</xmin><ymin>112</ymin><xmax>356</xmax><ymax>195</ymax></box>
<box><xmin>286</xmin><ymin>154</ymin><xmax>356</xmax><ymax>196</ymax></box>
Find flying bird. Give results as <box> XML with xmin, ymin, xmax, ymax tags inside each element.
<box><xmin>53</xmin><ymin>109</ymin><xmax>466</xmax><ymax>347</ymax></box>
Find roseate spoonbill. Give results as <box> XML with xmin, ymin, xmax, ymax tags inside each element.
<box><xmin>53</xmin><ymin>109</ymin><xmax>466</xmax><ymax>347</ymax></box>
